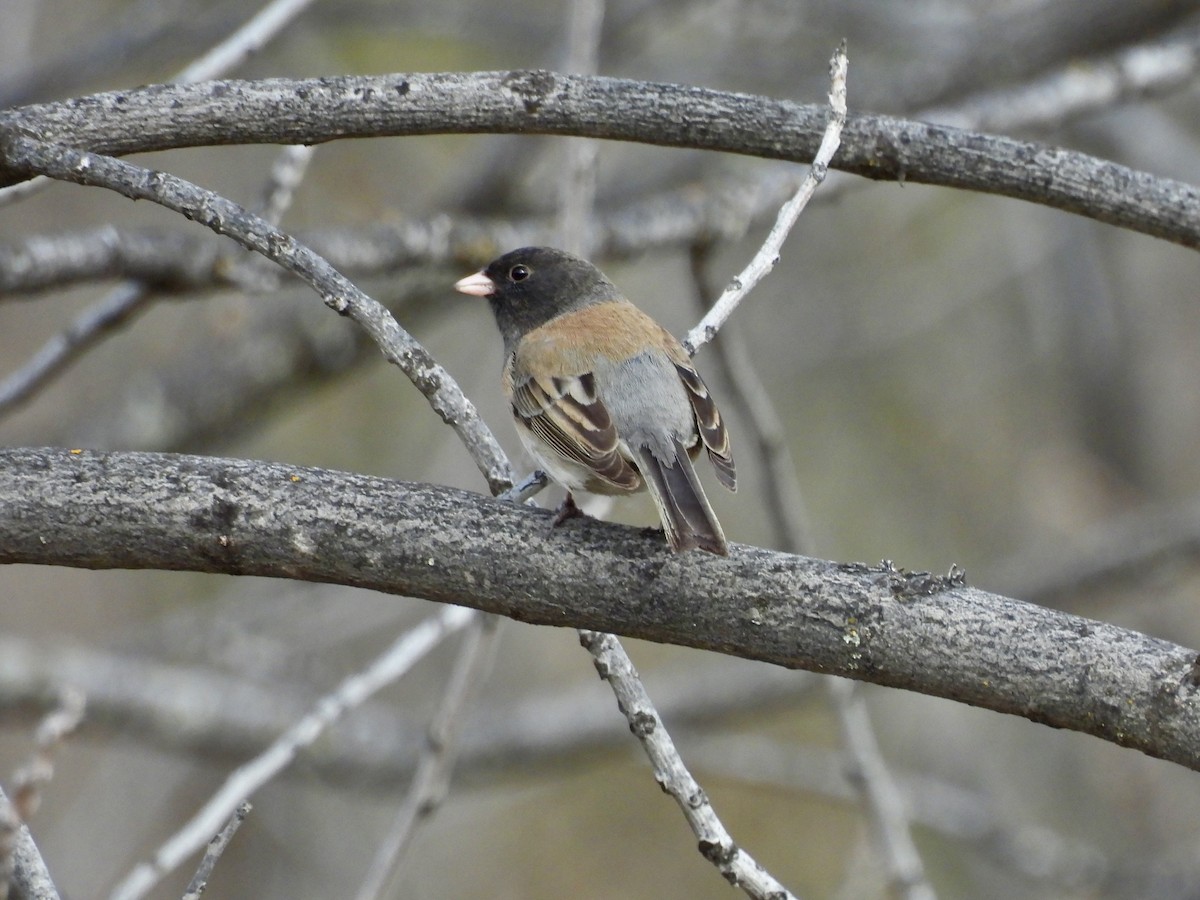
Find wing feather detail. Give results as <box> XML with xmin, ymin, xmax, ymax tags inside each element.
<box><xmin>510</xmin><ymin>367</ymin><xmax>640</xmax><ymax>490</ymax></box>
<box><xmin>674</xmin><ymin>362</ymin><xmax>736</xmax><ymax>492</ymax></box>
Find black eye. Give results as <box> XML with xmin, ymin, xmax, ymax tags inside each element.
<box><xmin>509</xmin><ymin>264</ymin><xmax>530</xmax><ymax>282</ymax></box>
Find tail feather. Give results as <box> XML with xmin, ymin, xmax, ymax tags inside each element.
<box><xmin>634</xmin><ymin>442</ymin><xmax>728</xmax><ymax>555</ymax></box>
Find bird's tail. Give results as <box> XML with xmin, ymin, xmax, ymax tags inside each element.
<box><xmin>635</xmin><ymin>443</ymin><xmax>728</xmax><ymax>555</ymax></box>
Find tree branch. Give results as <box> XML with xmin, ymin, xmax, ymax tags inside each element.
<box><xmin>0</xmin><ymin>133</ymin><xmax>514</xmax><ymax>494</ymax></box>
<box><xmin>111</xmin><ymin>604</ymin><xmax>475</xmax><ymax>900</ymax></box>
<box><xmin>0</xmin><ymin>632</ymin><xmax>817</xmax><ymax>786</ymax></box>
<box><xmin>580</xmin><ymin>630</ymin><xmax>796</xmax><ymax>899</ymax></box>
<box><xmin>1</xmin><ymin>71</ymin><xmax>1198</xmax><ymax>249</ymax></box>
<box><xmin>0</xmin><ymin>786</ymin><xmax>60</xmax><ymax>900</ymax></box>
<box><xmin>0</xmin><ymin>167</ymin><xmax>803</xmax><ymax>297</ymax></box>
<box><xmin>2</xmin><ymin>447</ymin><xmax>1199</xmax><ymax>771</ymax></box>
<box><xmin>682</xmin><ymin>42</ymin><xmax>847</xmax><ymax>354</ymax></box>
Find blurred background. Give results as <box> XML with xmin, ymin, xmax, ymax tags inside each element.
<box><xmin>4</xmin><ymin>0</ymin><xmax>1200</xmax><ymax>897</ymax></box>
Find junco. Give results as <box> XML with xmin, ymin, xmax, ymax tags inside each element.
<box><xmin>455</xmin><ymin>247</ymin><xmax>736</xmax><ymax>554</ymax></box>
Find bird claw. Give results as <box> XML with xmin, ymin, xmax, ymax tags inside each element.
<box><xmin>551</xmin><ymin>492</ymin><xmax>588</xmax><ymax>527</ymax></box>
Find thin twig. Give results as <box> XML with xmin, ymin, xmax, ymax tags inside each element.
<box><xmin>922</xmin><ymin>18</ymin><xmax>1200</xmax><ymax>133</ymax></box>
<box><xmin>0</xmin><ymin>0</ymin><xmax>319</xmax><ymax>209</ymax></box>
<box><xmin>684</xmin><ymin>44</ymin><xmax>932</xmax><ymax>897</ymax></box>
<box><xmin>354</xmin><ymin>615</ymin><xmax>501</xmax><ymax>899</ymax></box>
<box><xmin>580</xmin><ymin>631</ymin><xmax>798</xmax><ymax>899</ymax></box>
<box><xmin>0</xmin><ymin>0</ymin><xmax>322</xmax><ymax>419</ymax></box>
<box><xmin>556</xmin><ymin>0</ymin><xmax>605</xmax><ymax>257</ymax></box>
<box><xmin>682</xmin><ymin>41</ymin><xmax>848</xmax><ymax>354</ymax></box>
<box><xmin>256</xmin><ymin>144</ymin><xmax>316</xmax><ymax>226</ymax></box>
<box><xmin>8</xmin><ymin>687</ymin><xmax>86</xmax><ymax>823</ymax></box>
<box><xmin>108</xmin><ymin>604</ymin><xmax>475</xmax><ymax>900</ymax></box>
<box><xmin>3</xmin><ymin>135</ymin><xmax>514</xmax><ymax>493</ymax></box>
<box><xmin>0</xmin><ymin>691</ymin><xmax>82</xmax><ymax>900</ymax></box>
<box><xmin>180</xmin><ymin>802</ymin><xmax>252</xmax><ymax>900</ymax></box>
<box><xmin>686</xmin><ymin>243</ymin><xmax>814</xmax><ymax>551</ymax></box>
<box><xmin>0</xmin><ymin>282</ymin><xmax>154</xmax><ymax>416</ymax></box>
<box><xmin>827</xmin><ymin>679</ymin><xmax>936</xmax><ymax>899</ymax></box>
<box><xmin>173</xmin><ymin>0</ymin><xmax>318</xmax><ymax>83</ymax></box>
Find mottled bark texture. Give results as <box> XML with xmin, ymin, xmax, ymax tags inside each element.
<box><xmin>2</xmin><ymin>447</ymin><xmax>1199</xmax><ymax>770</ymax></box>
<box><xmin>1</xmin><ymin>71</ymin><xmax>1198</xmax><ymax>248</ymax></box>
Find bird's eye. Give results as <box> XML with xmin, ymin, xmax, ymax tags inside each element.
<box><xmin>509</xmin><ymin>264</ymin><xmax>530</xmax><ymax>282</ymax></box>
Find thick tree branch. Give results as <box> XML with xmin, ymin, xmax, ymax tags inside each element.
<box><xmin>2</xmin><ymin>447</ymin><xmax>1199</xmax><ymax>771</ymax></box>
<box><xmin>1</xmin><ymin>71</ymin><xmax>1198</xmax><ymax>249</ymax></box>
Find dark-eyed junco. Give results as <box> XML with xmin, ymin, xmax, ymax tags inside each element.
<box><xmin>455</xmin><ymin>247</ymin><xmax>736</xmax><ymax>554</ymax></box>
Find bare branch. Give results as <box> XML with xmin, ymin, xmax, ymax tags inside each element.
<box><xmin>0</xmin><ymin>134</ymin><xmax>514</xmax><ymax>493</ymax></box>
<box><xmin>180</xmin><ymin>802</ymin><xmax>251</xmax><ymax>900</ymax></box>
<box><xmin>109</xmin><ymin>604</ymin><xmax>475</xmax><ymax>900</ymax></box>
<box><xmin>923</xmin><ymin>18</ymin><xmax>1200</xmax><ymax>133</ymax></box>
<box><xmin>0</xmin><ymin>632</ymin><xmax>817</xmax><ymax>786</ymax></box>
<box><xmin>2</xmin><ymin>448</ymin><xmax>1199</xmax><ymax>772</ymax></box>
<box><xmin>0</xmin><ymin>787</ymin><xmax>61</xmax><ymax>900</ymax></box>
<box><xmin>0</xmin><ymin>225</ymin><xmax>229</xmax><ymax>295</ymax></box>
<box><xmin>581</xmin><ymin>631</ymin><xmax>797</xmax><ymax>899</ymax></box>
<box><xmin>827</xmin><ymin>678</ymin><xmax>934</xmax><ymax>899</ymax></box>
<box><xmin>3</xmin><ymin>71</ymin><xmax>1198</xmax><ymax>249</ymax></box>
<box><xmin>683</xmin><ymin>41</ymin><xmax>847</xmax><ymax>354</ymax></box>
<box><xmin>0</xmin><ymin>282</ymin><xmax>155</xmax><ymax>415</ymax></box>
<box><xmin>354</xmin><ymin>615</ymin><xmax>500</xmax><ymax>899</ymax></box>
<box><xmin>0</xmin><ymin>168</ymin><xmax>803</xmax><ymax>297</ymax></box>
<box><xmin>173</xmin><ymin>0</ymin><xmax>317</xmax><ymax>83</ymax></box>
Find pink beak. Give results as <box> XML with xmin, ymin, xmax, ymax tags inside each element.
<box><xmin>454</xmin><ymin>271</ymin><xmax>494</xmax><ymax>297</ymax></box>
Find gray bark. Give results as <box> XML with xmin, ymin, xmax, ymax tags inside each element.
<box><xmin>2</xmin><ymin>447</ymin><xmax>1198</xmax><ymax>771</ymax></box>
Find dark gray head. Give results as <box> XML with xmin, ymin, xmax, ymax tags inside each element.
<box><xmin>455</xmin><ymin>247</ymin><xmax>622</xmax><ymax>355</ymax></box>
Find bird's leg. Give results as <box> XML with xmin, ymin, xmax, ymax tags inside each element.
<box><xmin>551</xmin><ymin>492</ymin><xmax>587</xmax><ymax>527</ymax></box>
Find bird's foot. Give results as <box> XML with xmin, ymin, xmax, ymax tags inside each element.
<box><xmin>551</xmin><ymin>492</ymin><xmax>588</xmax><ymax>528</ymax></box>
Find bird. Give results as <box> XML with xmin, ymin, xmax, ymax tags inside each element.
<box><xmin>455</xmin><ymin>246</ymin><xmax>736</xmax><ymax>554</ymax></box>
